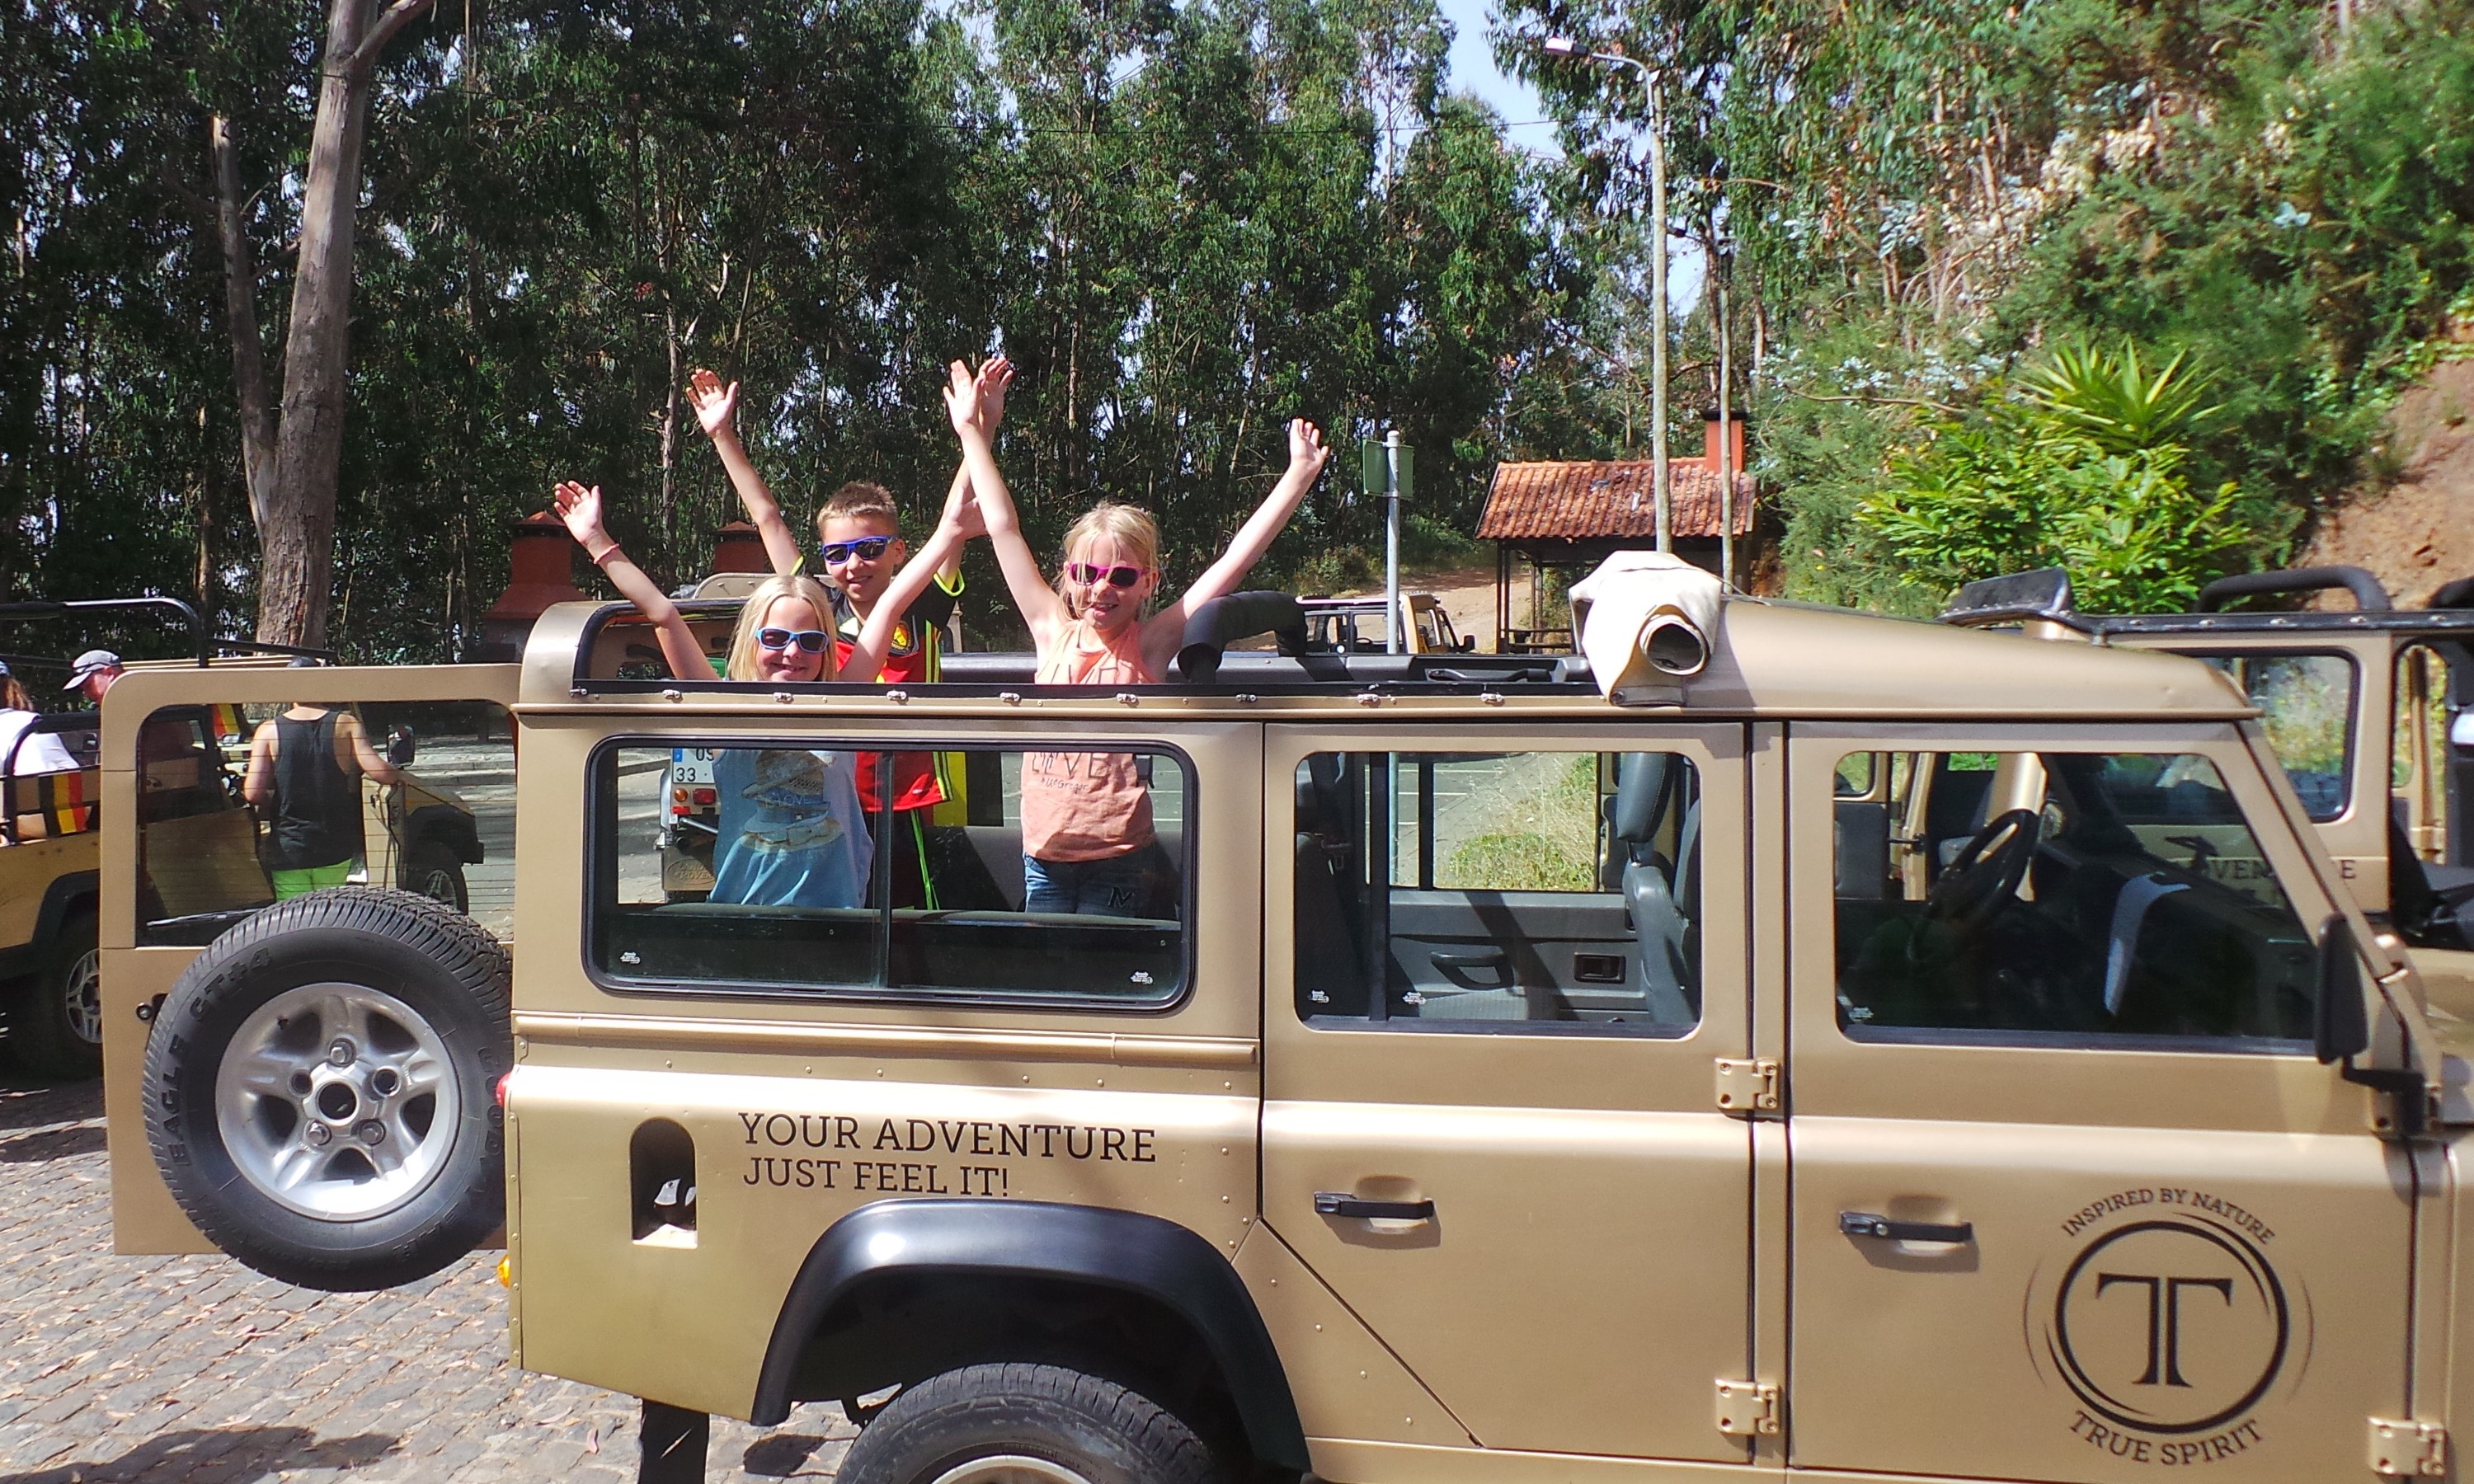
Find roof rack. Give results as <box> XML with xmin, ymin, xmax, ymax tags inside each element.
<box><xmin>1939</xmin><ymin>565</ymin><xmax>2474</xmax><ymax>637</ymax></box>
<box><xmin>570</xmin><ymin>594</ymin><xmax>1595</xmax><ymax>696</ymax></box>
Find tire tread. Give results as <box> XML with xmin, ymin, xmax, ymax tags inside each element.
<box><xmin>838</xmin><ymin>1360</ymin><xmax>1228</xmax><ymax>1484</ymax></box>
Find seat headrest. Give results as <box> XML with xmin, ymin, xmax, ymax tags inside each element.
<box><xmin>1611</xmin><ymin>752</ymin><xmax>1672</xmax><ymax>843</ymax></box>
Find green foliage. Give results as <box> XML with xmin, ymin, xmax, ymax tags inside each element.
<box><xmin>1507</xmin><ymin>0</ymin><xmax>2474</xmax><ymax>607</ymax></box>
<box><xmin>0</xmin><ymin>0</ymin><xmax>1583</xmax><ymax>660</ymax></box>
<box><xmin>1857</xmin><ymin>344</ymin><xmax>2266</xmax><ymax>613</ymax></box>
<box><xmin>2018</xmin><ymin>340</ymin><xmax>2221</xmax><ymax>455</ymax></box>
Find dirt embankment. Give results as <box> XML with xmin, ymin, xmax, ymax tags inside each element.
<box><xmin>2301</xmin><ymin>359</ymin><xmax>2474</xmax><ymax>605</ymax></box>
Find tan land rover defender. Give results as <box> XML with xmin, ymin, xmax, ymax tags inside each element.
<box><xmin>100</xmin><ymin>585</ymin><xmax>2467</xmax><ymax>1484</ymax></box>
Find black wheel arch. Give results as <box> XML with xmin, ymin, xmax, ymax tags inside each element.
<box><xmin>405</xmin><ymin>804</ymin><xmax>482</xmax><ymax>864</ymax></box>
<box><xmin>751</xmin><ymin>1199</ymin><xmax>1307</xmax><ymax>1474</ymax></box>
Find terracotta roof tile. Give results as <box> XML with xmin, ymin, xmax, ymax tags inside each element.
<box><xmin>1476</xmin><ymin>460</ymin><xmax>1758</xmax><ymax>542</ymax></box>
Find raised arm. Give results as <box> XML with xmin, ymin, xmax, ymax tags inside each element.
<box><xmin>553</xmin><ymin>481</ymin><xmax>713</xmax><ymax>681</ymax></box>
<box><xmin>845</xmin><ymin>482</ymin><xmax>985</xmax><ymax>679</ymax></box>
<box><xmin>945</xmin><ymin>358</ymin><xmax>1072</xmax><ymax>647</ymax></box>
<box><xmin>1152</xmin><ymin>419</ymin><xmax>1330</xmax><ymax>656</ymax></box>
<box><xmin>689</xmin><ymin>369</ymin><xmax>802</xmax><ymax>577</ymax></box>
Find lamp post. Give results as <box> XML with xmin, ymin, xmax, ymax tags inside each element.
<box><xmin>1545</xmin><ymin>36</ymin><xmax>1668</xmax><ymax>552</ymax></box>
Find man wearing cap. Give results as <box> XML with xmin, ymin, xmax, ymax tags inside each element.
<box><xmin>63</xmin><ymin>650</ymin><xmax>122</xmax><ymax>702</ymax></box>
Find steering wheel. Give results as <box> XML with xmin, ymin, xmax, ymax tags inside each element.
<box><xmin>1925</xmin><ymin>808</ymin><xmax>2042</xmax><ymax>931</ymax></box>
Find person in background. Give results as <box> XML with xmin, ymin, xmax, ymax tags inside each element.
<box><xmin>685</xmin><ymin>368</ymin><xmax>972</xmax><ymax>907</ymax></box>
<box><xmin>944</xmin><ymin>355</ymin><xmax>1330</xmax><ymax>915</ymax></box>
<box><xmin>242</xmin><ymin>668</ymin><xmax>402</xmax><ymax>899</ymax></box>
<box><xmin>0</xmin><ymin>663</ymin><xmax>78</xmax><ymax>775</ymax></box>
<box><xmin>62</xmin><ymin>650</ymin><xmax>123</xmax><ymax>704</ymax></box>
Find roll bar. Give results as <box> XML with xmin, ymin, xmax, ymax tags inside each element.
<box><xmin>0</xmin><ymin>595</ymin><xmax>331</xmax><ymax>666</ymax></box>
<box><xmin>2195</xmin><ymin>566</ymin><xmax>2393</xmax><ymax>613</ymax></box>
<box><xmin>1174</xmin><ymin>591</ymin><xmax>1311</xmax><ymax>683</ymax></box>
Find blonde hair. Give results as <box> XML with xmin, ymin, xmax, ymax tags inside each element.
<box><xmin>816</xmin><ymin>481</ymin><xmax>901</xmax><ymax>533</ymax></box>
<box><xmin>0</xmin><ymin>674</ymin><xmax>32</xmax><ymax>712</ymax></box>
<box><xmin>724</xmin><ymin>574</ymin><xmax>843</xmax><ymax>681</ymax></box>
<box><xmin>1055</xmin><ymin>502</ymin><xmax>1161</xmax><ymax>615</ymax></box>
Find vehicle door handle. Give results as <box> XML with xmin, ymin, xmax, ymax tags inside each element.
<box><xmin>1840</xmin><ymin>1210</ymin><xmax>1973</xmax><ymax>1244</ymax></box>
<box><xmin>1428</xmin><ymin>950</ymin><xmax>1506</xmax><ymax>969</ymax></box>
<box><xmin>1315</xmin><ymin>1192</ymin><xmax>1435</xmax><ymax>1221</ymax></box>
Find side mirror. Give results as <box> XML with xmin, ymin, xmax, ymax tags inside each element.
<box><xmin>386</xmin><ymin>726</ymin><xmax>416</xmax><ymax>768</ymax></box>
<box><xmin>2314</xmin><ymin>914</ymin><xmax>2369</xmax><ymax>1064</ymax></box>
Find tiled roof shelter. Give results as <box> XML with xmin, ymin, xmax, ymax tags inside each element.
<box><xmin>1477</xmin><ymin>413</ymin><xmax>1765</xmax><ymax>652</ymax></box>
<box><xmin>1476</xmin><ymin>460</ymin><xmax>1756</xmax><ymax>543</ymax></box>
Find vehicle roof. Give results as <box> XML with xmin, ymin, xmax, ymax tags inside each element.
<box><xmin>520</xmin><ymin>595</ymin><xmax>2254</xmax><ymax>721</ymax></box>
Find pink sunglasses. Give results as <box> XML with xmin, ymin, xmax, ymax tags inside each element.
<box><xmin>1065</xmin><ymin>561</ymin><xmax>1149</xmax><ymax>589</ymax></box>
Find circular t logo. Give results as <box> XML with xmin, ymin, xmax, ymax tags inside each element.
<box><xmin>2048</xmin><ymin>1218</ymin><xmax>2288</xmax><ymax>1435</ymax></box>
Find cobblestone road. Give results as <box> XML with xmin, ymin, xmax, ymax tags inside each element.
<box><xmin>0</xmin><ymin>1078</ymin><xmax>858</xmax><ymax>1483</ymax></box>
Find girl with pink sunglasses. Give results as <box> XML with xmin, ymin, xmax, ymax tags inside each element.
<box><xmin>942</xmin><ymin>357</ymin><xmax>1330</xmax><ymax>915</ymax></box>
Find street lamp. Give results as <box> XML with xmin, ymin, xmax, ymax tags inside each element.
<box><xmin>1545</xmin><ymin>36</ymin><xmax>1670</xmax><ymax>553</ymax></box>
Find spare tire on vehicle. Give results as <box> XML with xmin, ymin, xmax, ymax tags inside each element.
<box><xmin>142</xmin><ymin>887</ymin><xmax>510</xmax><ymax>1291</ymax></box>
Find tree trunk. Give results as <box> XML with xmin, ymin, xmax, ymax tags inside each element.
<box><xmin>208</xmin><ymin>115</ymin><xmax>275</xmax><ymax>519</ymax></box>
<box><xmin>247</xmin><ymin>0</ymin><xmax>436</xmax><ymax>649</ymax></box>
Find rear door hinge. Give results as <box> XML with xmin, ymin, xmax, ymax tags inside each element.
<box><xmin>2370</xmin><ymin>1418</ymin><xmax>2447</xmax><ymax>1477</ymax></box>
<box><xmin>1714</xmin><ymin>1378</ymin><xmax>1779</xmax><ymax>1438</ymax></box>
<box><xmin>1714</xmin><ymin>1059</ymin><xmax>1780</xmax><ymax>1115</ymax></box>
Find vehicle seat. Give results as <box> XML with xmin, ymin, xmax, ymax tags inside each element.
<box><xmin>2392</xmin><ymin>806</ymin><xmax>2474</xmax><ymax>951</ymax></box>
<box><xmin>1294</xmin><ymin>769</ymin><xmax>1366</xmax><ymax>1015</ymax></box>
<box><xmin>1611</xmin><ymin>753</ymin><xmax>1696</xmax><ymax>1024</ymax></box>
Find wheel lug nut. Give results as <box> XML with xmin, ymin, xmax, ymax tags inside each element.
<box><xmin>327</xmin><ymin>1039</ymin><xmax>355</xmax><ymax>1068</ymax></box>
<box><xmin>370</xmin><ymin>1068</ymin><xmax>400</xmax><ymax>1097</ymax></box>
<box><xmin>305</xmin><ymin>1123</ymin><xmax>332</xmax><ymax>1147</ymax></box>
<box><xmin>355</xmin><ymin>1120</ymin><xmax>385</xmax><ymax>1146</ymax></box>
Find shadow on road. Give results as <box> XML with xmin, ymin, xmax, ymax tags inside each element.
<box><xmin>0</xmin><ymin>1122</ymin><xmax>105</xmax><ymax>1162</ymax></box>
<box><xmin>743</xmin><ymin>1432</ymin><xmax>830</xmax><ymax>1477</ymax></box>
<box><xmin>0</xmin><ymin>1079</ymin><xmax>101</xmax><ymax>1134</ymax></box>
<box><xmin>0</xmin><ymin>1426</ymin><xmax>395</xmax><ymax>1482</ymax></box>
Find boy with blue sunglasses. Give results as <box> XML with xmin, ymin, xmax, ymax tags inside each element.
<box><xmin>688</xmin><ymin>369</ymin><xmax>973</xmax><ymax>908</ymax></box>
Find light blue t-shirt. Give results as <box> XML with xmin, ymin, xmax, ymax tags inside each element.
<box><xmin>708</xmin><ymin>749</ymin><xmax>872</xmax><ymax>909</ymax></box>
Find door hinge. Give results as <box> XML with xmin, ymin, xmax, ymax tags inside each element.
<box><xmin>1714</xmin><ymin>1059</ymin><xmax>1780</xmax><ymax>1114</ymax></box>
<box><xmin>2370</xmin><ymin>1418</ymin><xmax>2447</xmax><ymax>1477</ymax></box>
<box><xmin>1714</xmin><ymin>1378</ymin><xmax>1779</xmax><ymax>1438</ymax></box>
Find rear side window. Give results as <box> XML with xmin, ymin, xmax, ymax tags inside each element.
<box><xmin>1295</xmin><ymin>750</ymin><xmax>1701</xmax><ymax>1036</ymax></box>
<box><xmin>1832</xmin><ymin>749</ymin><xmax>2315</xmax><ymax>1049</ymax></box>
<box><xmin>2197</xmin><ymin>652</ymin><xmax>2354</xmax><ymax>819</ymax></box>
<box><xmin>593</xmin><ymin>740</ymin><xmax>1190</xmax><ymax>1006</ymax></box>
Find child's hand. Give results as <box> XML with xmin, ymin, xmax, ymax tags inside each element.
<box><xmin>687</xmin><ymin>369</ymin><xmax>740</xmax><ymax>439</ymax></box>
<box><xmin>945</xmin><ymin>485</ymin><xmax>989</xmax><ymax>541</ymax></box>
<box><xmin>943</xmin><ymin>359</ymin><xmax>988</xmax><ymax>439</ymax></box>
<box><xmin>1287</xmin><ymin>419</ymin><xmax>1331</xmax><ymax>479</ymax></box>
<box><xmin>552</xmin><ymin>481</ymin><xmax>609</xmax><ymax>547</ymax></box>
<box><xmin>974</xmin><ymin>356</ymin><xmax>1014</xmax><ymax>432</ymax></box>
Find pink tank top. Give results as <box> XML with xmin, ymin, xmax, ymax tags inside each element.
<box><xmin>1020</xmin><ymin>620</ymin><xmax>1159</xmax><ymax>862</ymax></box>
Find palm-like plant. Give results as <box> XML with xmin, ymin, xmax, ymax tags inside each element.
<box><xmin>2019</xmin><ymin>340</ymin><xmax>2224</xmax><ymax>454</ymax></box>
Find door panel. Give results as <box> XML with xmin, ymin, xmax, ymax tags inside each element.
<box><xmin>100</xmin><ymin>664</ymin><xmax>519</xmax><ymax>1254</ymax></box>
<box><xmin>1262</xmin><ymin>725</ymin><xmax>1753</xmax><ymax>1463</ymax></box>
<box><xmin>1387</xmin><ymin>889</ymin><xmax>1641</xmax><ymax>1019</ymax></box>
<box><xmin>1786</xmin><ymin>723</ymin><xmax>2418</xmax><ymax>1483</ymax></box>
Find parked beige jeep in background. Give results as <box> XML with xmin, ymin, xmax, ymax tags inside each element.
<box><xmin>96</xmin><ymin>583</ymin><xmax>2468</xmax><ymax>1483</ymax></box>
